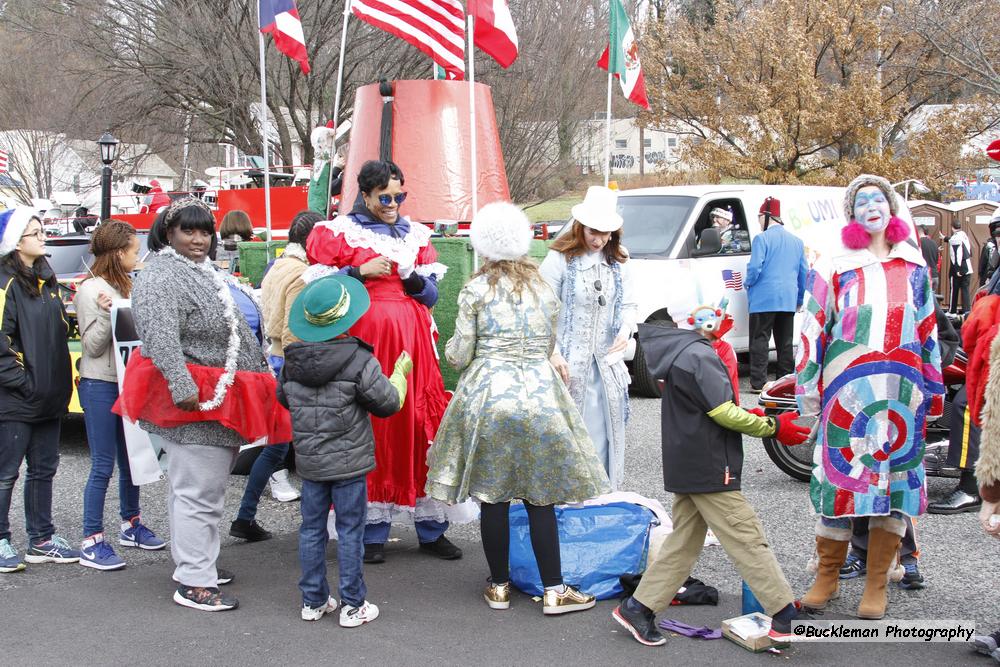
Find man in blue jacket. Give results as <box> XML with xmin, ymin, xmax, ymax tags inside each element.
<box><xmin>745</xmin><ymin>197</ymin><xmax>807</xmax><ymax>392</ymax></box>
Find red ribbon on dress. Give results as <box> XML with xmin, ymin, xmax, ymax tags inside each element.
<box><xmin>113</xmin><ymin>349</ymin><xmax>292</xmax><ymax>444</ymax></box>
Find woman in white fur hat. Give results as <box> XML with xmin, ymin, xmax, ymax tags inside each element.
<box><xmin>425</xmin><ymin>202</ymin><xmax>609</xmax><ymax>615</ymax></box>
<box><xmin>539</xmin><ymin>186</ymin><xmax>637</xmax><ymax>489</ymax></box>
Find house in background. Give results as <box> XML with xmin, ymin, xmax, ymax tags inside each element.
<box><xmin>0</xmin><ymin>130</ymin><xmax>179</xmax><ymax>215</ymax></box>
<box><xmin>573</xmin><ymin>117</ymin><xmax>686</xmax><ymax>176</ymax></box>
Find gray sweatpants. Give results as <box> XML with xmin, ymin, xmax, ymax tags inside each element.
<box><xmin>154</xmin><ymin>435</ymin><xmax>237</xmax><ymax>588</ymax></box>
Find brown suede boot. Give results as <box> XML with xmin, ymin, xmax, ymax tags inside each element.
<box><xmin>857</xmin><ymin>527</ymin><xmax>903</xmax><ymax>620</ymax></box>
<box><xmin>800</xmin><ymin>536</ymin><xmax>849</xmax><ymax>610</ymax></box>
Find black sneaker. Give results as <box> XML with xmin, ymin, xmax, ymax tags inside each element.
<box><xmin>229</xmin><ymin>519</ymin><xmax>272</xmax><ymax>542</ymax></box>
<box><xmin>173</xmin><ymin>585</ymin><xmax>238</xmax><ymax>612</ymax></box>
<box><xmin>363</xmin><ymin>543</ymin><xmax>385</xmax><ymax>564</ymax></box>
<box><xmin>898</xmin><ymin>561</ymin><xmax>925</xmax><ymax>590</ymax></box>
<box><xmin>839</xmin><ymin>552</ymin><xmax>866</xmax><ymax>579</ymax></box>
<box><xmin>769</xmin><ymin>606</ymin><xmax>813</xmax><ymax>642</ymax></box>
<box><xmin>418</xmin><ymin>535</ymin><xmax>463</xmax><ymax>560</ymax></box>
<box><xmin>612</xmin><ymin>597</ymin><xmax>666</xmax><ymax>647</ymax></box>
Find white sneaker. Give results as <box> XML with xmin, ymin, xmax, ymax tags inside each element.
<box><xmin>269</xmin><ymin>469</ymin><xmax>300</xmax><ymax>502</ymax></box>
<box><xmin>340</xmin><ymin>600</ymin><xmax>379</xmax><ymax>628</ymax></box>
<box><xmin>301</xmin><ymin>595</ymin><xmax>338</xmax><ymax>621</ymax></box>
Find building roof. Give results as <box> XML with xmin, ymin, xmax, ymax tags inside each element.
<box><xmin>64</xmin><ymin>139</ymin><xmax>179</xmax><ymax>179</ymax></box>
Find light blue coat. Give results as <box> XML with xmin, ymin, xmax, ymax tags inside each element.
<box><xmin>745</xmin><ymin>224</ymin><xmax>808</xmax><ymax>314</ymax></box>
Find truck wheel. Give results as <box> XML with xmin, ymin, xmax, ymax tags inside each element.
<box><xmin>630</xmin><ymin>318</ymin><xmax>675</xmax><ymax>398</ymax></box>
<box><xmin>761</xmin><ymin>406</ymin><xmax>814</xmax><ymax>482</ymax></box>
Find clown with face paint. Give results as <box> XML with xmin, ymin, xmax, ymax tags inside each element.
<box><xmin>794</xmin><ymin>174</ymin><xmax>944</xmax><ymax>620</ymax></box>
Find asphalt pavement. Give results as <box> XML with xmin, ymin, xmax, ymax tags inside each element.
<box><xmin>1</xmin><ymin>379</ymin><xmax>997</xmax><ymax>665</ymax></box>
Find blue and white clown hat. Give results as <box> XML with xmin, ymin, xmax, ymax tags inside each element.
<box><xmin>0</xmin><ymin>207</ymin><xmax>38</xmax><ymax>257</ymax></box>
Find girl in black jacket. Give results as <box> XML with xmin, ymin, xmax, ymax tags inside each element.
<box><xmin>0</xmin><ymin>208</ymin><xmax>75</xmax><ymax>573</ymax></box>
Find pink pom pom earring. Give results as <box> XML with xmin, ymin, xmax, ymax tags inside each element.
<box><xmin>841</xmin><ymin>220</ymin><xmax>871</xmax><ymax>250</ymax></box>
<box><xmin>841</xmin><ymin>215</ymin><xmax>910</xmax><ymax>250</ymax></box>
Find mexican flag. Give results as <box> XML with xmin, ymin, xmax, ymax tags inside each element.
<box><xmin>597</xmin><ymin>0</ymin><xmax>649</xmax><ymax>109</ymax></box>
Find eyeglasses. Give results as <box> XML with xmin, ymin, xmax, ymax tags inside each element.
<box><xmin>377</xmin><ymin>192</ymin><xmax>408</xmax><ymax>206</ymax></box>
<box><xmin>594</xmin><ymin>279</ymin><xmax>606</xmax><ymax>307</ymax></box>
<box><xmin>20</xmin><ymin>230</ymin><xmax>46</xmax><ymax>241</ymax></box>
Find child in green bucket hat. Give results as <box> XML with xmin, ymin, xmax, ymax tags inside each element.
<box><xmin>279</xmin><ymin>274</ymin><xmax>412</xmax><ymax>627</ymax></box>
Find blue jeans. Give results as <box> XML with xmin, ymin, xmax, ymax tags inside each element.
<box><xmin>0</xmin><ymin>419</ymin><xmax>61</xmax><ymax>543</ymax></box>
<box><xmin>80</xmin><ymin>379</ymin><xmax>140</xmax><ymax>536</ymax></box>
<box><xmin>236</xmin><ymin>443</ymin><xmax>290</xmax><ymax>522</ymax></box>
<box><xmin>299</xmin><ymin>476</ymin><xmax>367</xmax><ymax>608</ymax></box>
<box><xmin>364</xmin><ymin>519</ymin><xmax>448</xmax><ymax>545</ymax></box>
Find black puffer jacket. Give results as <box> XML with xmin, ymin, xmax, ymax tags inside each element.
<box><xmin>0</xmin><ymin>260</ymin><xmax>72</xmax><ymax>422</ymax></box>
<box><xmin>278</xmin><ymin>337</ymin><xmax>401</xmax><ymax>482</ymax></box>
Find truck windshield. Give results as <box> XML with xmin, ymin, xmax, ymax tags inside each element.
<box><xmin>617</xmin><ymin>195</ymin><xmax>695</xmax><ymax>257</ymax></box>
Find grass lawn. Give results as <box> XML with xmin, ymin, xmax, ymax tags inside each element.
<box><xmin>518</xmin><ymin>193</ymin><xmax>581</xmax><ymax>223</ymax></box>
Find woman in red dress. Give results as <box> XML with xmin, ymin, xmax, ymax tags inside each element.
<box><xmin>306</xmin><ymin>160</ymin><xmax>459</xmax><ymax>564</ymax></box>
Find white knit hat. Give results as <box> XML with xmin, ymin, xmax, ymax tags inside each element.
<box><xmin>0</xmin><ymin>207</ymin><xmax>39</xmax><ymax>257</ymax></box>
<box><xmin>470</xmin><ymin>202</ymin><xmax>533</xmax><ymax>261</ymax></box>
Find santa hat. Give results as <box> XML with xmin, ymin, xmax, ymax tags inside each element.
<box><xmin>0</xmin><ymin>207</ymin><xmax>39</xmax><ymax>257</ymax></box>
<box><xmin>470</xmin><ymin>202</ymin><xmax>533</xmax><ymax>261</ymax></box>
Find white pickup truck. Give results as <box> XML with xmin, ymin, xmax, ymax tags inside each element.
<box><xmin>616</xmin><ymin>184</ymin><xmax>916</xmax><ymax>396</ymax></box>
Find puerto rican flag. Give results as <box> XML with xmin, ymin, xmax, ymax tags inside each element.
<box><xmin>471</xmin><ymin>0</ymin><xmax>518</xmax><ymax>68</ymax></box>
<box><xmin>722</xmin><ymin>269</ymin><xmax>743</xmax><ymax>291</ymax></box>
<box><xmin>259</xmin><ymin>0</ymin><xmax>310</xmax><ymax>74</ymax></box>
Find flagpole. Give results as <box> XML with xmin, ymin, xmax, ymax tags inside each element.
<box><xmin>604</xmin><ymin>71</ymin><xmax>613</xmax><ymax>187</ymax></box>
<box><xmin>257</xmin><ymin>4</ymin><xmax>273</xmax><ymax>241</ymax></box>
<box><xmin>467</xmin><ymin>12</ymin><xmax>479</xmax><ymax>271</ymax></box>
<box><xmin>327</xmin><ymin>0</ymin><xmax>352</xmax><ymax>218</ymax></box>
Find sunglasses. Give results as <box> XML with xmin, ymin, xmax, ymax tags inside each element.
<box><xmin>376</xmin><ymin>192</ymin><xmax>408</xmax><ymax>206</ymax></box>
<box><xmin>594</xmin><ymin>279</ymin><xmax>606</xmax><ymax>307</ymax></box>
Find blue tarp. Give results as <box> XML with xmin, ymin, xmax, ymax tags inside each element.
<box><xmin>509</xmin><ymin>502</ymin><xmax>656</xmax><ymax>600</ymax></box>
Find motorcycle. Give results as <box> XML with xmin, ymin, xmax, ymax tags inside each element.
<box><xmin>759</xmin><ymin>349</ymin><xmax>968</xmax><ymax>482</ymax></box>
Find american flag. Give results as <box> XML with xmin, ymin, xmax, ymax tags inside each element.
<box><xmin>722</xmin><ymin>269</ymin><xmax>743</xmax><ymax>290</ymax></box>
<box><xmin>351</xmin><ymin>0</ymin><xmax>466</xmax><ymax>79</ymax></box>
<box><xmin>0</xmin><ymin>149</ymin><xmax>8</xmax><ymax>174</ymax></box>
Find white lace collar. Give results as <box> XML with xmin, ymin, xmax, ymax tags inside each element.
<box><xmin>316</xmin><ymin>215</ymin><xmax>431</xmax><ymax>266</ymax></box>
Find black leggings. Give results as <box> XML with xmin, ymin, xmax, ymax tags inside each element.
<box><xmin>480</xmin><ymin>501</ymin><xmax>562</xmax><ymax>588</ymax></box>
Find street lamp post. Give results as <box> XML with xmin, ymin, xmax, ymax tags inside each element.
<box><xmin>97</xmin><ymin>131</ymin><xmax>120</xmax><ymax>222</ymax></box>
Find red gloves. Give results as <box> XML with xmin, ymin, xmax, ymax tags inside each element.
<box><xmin>747</xmin><ymin>407</ymin><xmax>766</xmax><ymax>417</ymax></box>
<box><xmin>773</xmin><ymin>411</ymin><xmax>810</xmax><ymax>446</ymax></box>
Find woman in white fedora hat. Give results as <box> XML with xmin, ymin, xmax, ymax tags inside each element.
<box><xmin>540</xmin><ymin>186</ymin><xmax>637</xmax><ymax>489</ymax></box>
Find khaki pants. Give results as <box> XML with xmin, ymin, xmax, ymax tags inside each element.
<box><xmin>634</xmin><ymin>491</ymin><xmax>793</xmax><ymax>615</ymax></box>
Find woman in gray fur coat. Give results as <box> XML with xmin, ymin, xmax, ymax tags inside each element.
<box><xmin>126</xmin><ymin>198</ymin><xmax>278</xmax><ymax>612</ymax></box>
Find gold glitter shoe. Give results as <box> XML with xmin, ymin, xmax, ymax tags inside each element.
<box><xmin>484</xmin><ymin>580</ymin><xmax>510</xmax><ymax>610</ymax></box>
<box><xmin>542</xmin><ymin>585</ymin><xmax>595</xmax><ymax>615</ymax></box>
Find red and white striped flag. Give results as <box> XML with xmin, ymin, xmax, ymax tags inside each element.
<box><xmin>351</xmin><ymin>0</ymin><xmax>465</xmax><ymax>80</ymax></box>
<box><xmin>259</xmin><ymin>0</ymin><xmax>311</xmax><ymax>74</ymax></box>
<box><xmin>0</xmin><ymin>149</ymin><xmax>7</xmax><ymax>174</ymax></box>
<box><xmin>471</xmin><ymin>0</ymin><xmax>518</xmax><ymax>68</ymax></box>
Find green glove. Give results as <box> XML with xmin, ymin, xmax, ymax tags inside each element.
<box><xmin>389</xmin><ymin>351</ymin><xmax>412</xmax><ymax>409</ymax></box>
